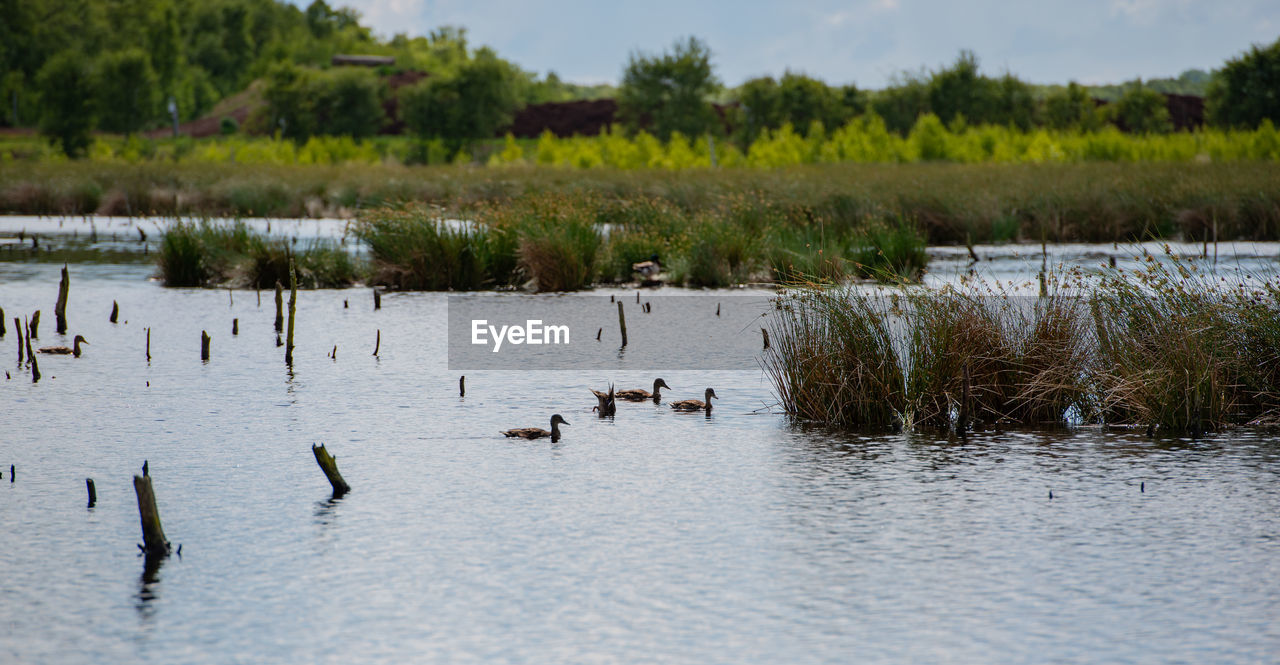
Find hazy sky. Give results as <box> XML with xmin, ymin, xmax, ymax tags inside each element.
<box><xmin>313</xmin><ymin>0</ymin><xmax>1278</xmax><ymax>88</ymax></box>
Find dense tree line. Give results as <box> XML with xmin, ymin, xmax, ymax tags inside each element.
<box><xmin>4</xmin><ymin>0</ymin><xmax>1276</xmax><ymax>159</ymax></box>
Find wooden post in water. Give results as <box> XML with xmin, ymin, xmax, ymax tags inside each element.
<box><xmin>273</xmin><ymin>281</ymin><xmax>284</xmax><ymax>332</ymax></box>
<box><xmin>373</xmin><ymin>288</ymin><xmax>381</xmax><ymax>310</ymax></box>
<box><xmin>459</xmin><ymin>375</ymin><xmax>465</xmax><ymax>397</ymax></box>
<box><xmin>716</xmin><ymin>303</ymin><xmax>720</xmax><ymax>317</ymax></box>
<box><xmin>29</xmin><ymin>310</ymin><xmax>39</xmax><ymax>338</ymax></box>
<box><xmin>617</xmin><ymin>302</ymin><xmax>627</xmax><ymax>347</ymax></box>
<box><xmin>110</xmin><ymin>301</ymin><xmax>118</xmax><ymax>323</ymax></box>
<box><xmin>86</xmin><ymin>478</ymin><xmax>96</xmax><ymax>508</ymax></box>
<box><xmin>201</xmin><ymin>331</ymin><xmax>210</xmax><ymax>361</ymax></box>
<box><xmin>14</xmin><ymin>317</ymin><xmax>22</xmax><ymax>364</ymax></box>
<box><xmin>312</xmin><ymin>444</ymin><xmax>350</xmax><ymax>496</ymax></box>
<box><xmin>1</xmin><ymin>306</ymin><xmax>6</xmax><ymax>337</ymax></box>
<box><xmin>55</xmin><ymin>264</ymin><xmax>69</xmax><ymax>334</ymax></box>
<box><xmin>372</xmin><ymin>329</ymin><xmax>380</xmax><ymax>357</ymax></box>
<box><xmin>145</xmin><ymin>327</ymin><xmax>151</xmax><ymax>362</ymax></box>
<box><xmin>133</xmin><ymin>473</ymin><xmax>170</xmax><ymax>557</ymax></box>
<box><xmin>232</xmin><ymin>318</ymin><xmax>238</xmax><ymax>335</ymax></box>
<box><xmin>285</xmin><ymin>260</ymin><xmax>297</xmax><ymax>365</ymax></box>
<box><xmin>25</xmin><ymin>316</ymin><xmax>39</xmax><ymax>383</ymax></box>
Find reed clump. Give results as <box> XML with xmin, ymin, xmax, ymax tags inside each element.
<box><xmin>765</xmin><ymin>257</ymin><xmax>1280</xmax><ymax>434</ymax></box>
<box><xmin>158</xmin><ymin>220</ymin><xmax>357</xmax><ymax>288</ymax></box>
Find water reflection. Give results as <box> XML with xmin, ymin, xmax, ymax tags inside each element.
<box><xmin>135</xmin><ymin>554</ymin><xmax>165</xmax><ymax>621</ymax></box>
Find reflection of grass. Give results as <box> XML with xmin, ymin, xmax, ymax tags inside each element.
<box><xmin>157</xmin><ymin>221</ymin><xmax>357</xmax><ymax>288</ymax></box>
<box><xmin>765</xmin><ymin>259</ymin><xmax>1280</xmax><ymax>434</ymax></box>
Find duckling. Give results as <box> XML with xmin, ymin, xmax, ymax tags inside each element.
<box><xmin>671</xmin><ymin>387</ymin><xmax>717</xmax><ymax>413</ymax></box>
<box><xmin>591</xmin><ymin>384</ymin><xmax>617</xmax><ymax>416</ymax></box>
<box><xmin>38</xmin><ymin>335</ymin><xmax>89</xmax><ymax>357</ymax></box>
<box><xmin>502</xmin><ymin>414</ymin><xmax>570</xmax><ymax>442</ymax></box>
<box><xmin>632</xmin><ymin>254</ymin><xmax>661</xmax><ymax>280</ymax></box>
<box><xmin>616</xmin><ymin>378</ymin><xmax>671</xmax><ymax>402</ymax></box>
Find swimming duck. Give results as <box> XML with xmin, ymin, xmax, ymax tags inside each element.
<box><xmin>632</xmin><ymin>254</ymin><xmax>661</xmax><ymax>280</ymax></box>
<box><xmin>38</xmin><ymin>335</ymin><xmax>88</xmax><ymax>357</ymax></box>
<box><xmin>616</xmin><ymin>378</ymin><xmax>671</xmax><ymax>402</ymax></box>
<box><xmin>671</xmin><ymin>387</ymin><xmax>717</xmax><ymax>413</ymax></box>
<box><xmin>591</xmin><ymin>384</ymin><xmax>617</xmax><ymax>416</ymax></box>
<box><xmin>502</xmin><ymin>414</ymin><xmax>570</xmax><ymax>442</ymax></box>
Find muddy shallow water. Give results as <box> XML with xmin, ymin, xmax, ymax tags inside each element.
<box><xmin>2</xmin><ymin>219</ymin><xmax>1279</xmax><ymax>664</ymax></box>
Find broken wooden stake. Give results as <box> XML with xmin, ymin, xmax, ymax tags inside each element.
<box><xmin>285</xmin><ymin>259</ymin><xmax>297</xmax><ymax>365</ymax></box>
<box><xmin>312</xmin><ymin>444</ymin><xmax>351</xmax><ymax>496</ymax></box>
<box><xmin>55</xmin><ymin>265</ymin><xmax>69</xmax><ymax>334</ymax></box>
<box><xmin>373</xmin><ymin>288</ymin><xmax>381</xmax><ymax>310</ymax></box>
<box><xmin>86</xmin><ymin>478</ymin><xmax>96</xmax><ymax>507</ymax></box>
<box><xmin>596</xmin><ymin>327</ymin><xmax>601</xmax><ymax>341</ymax></box>
<box><xmin>716</xmin><ymin>303</ymin><xmax>720</xmax><ymax>317</ymax></box>
<box><xmin>29</xmin><ymin>310</ymin><xmax>39</xmax><ymax>338</ymax></box>
<box><xmin>617</xmin><ymin>302</ymin><xmax>627</xmax><ymax>347</ymax></box>
<box><xmin>0</xmin><ymin>307</ymin><xmax>5</xmax><ymax>336</ymax></box>
<box><xmin>273</xmin><ymin>281</ymin><xmax>284</xmax><ymax>332</ymax></box>
<box><xmin>145</xmin><ymin>327</ymin><xmax>151</xmax><ymax>362</ymax></box>
<box><xmin>201</xmin><ymin>331</ymin><xmax>210</xmax><ymax>361</ymax></box>
<box><xmin>329</xmin><ymin>344</ymin><xmax>336</xmax><ymax>359</ymax></box>
<box><xmin>232</xmin><ymin>318</ymin><xmax>239</xmax><ymax>335</ymax></box>
<box><xmin>133</xmin><ymin>472</ymin><xmax>170</xmax><ymax>557</ymax></box>
<box><xmin>24</xmin><ymin>316</ymin><xmax>38</xmax><ymax>383</ymax></box>
<box><xmin>372</xmin><ymin>329</ymin><xmax>380</xmax><ymax>356</ymax></box>
<box><xmin>343</xmin><ymin>299</ymin><xmax>348</xmax><ymax>309</ymax></box>
<box><xmin>459</xmin><ymin>375</ymin><xmax>466</xmax><ymax>397</ymax></box>
<box><xmin>110</xmin><ymin>301</ymin><xmax>118</xmax><ymax>323</ymax></box>
<box><xmin>14</xmin><ymin>317</ymin><xmax>22</xmax><ymax>364</ymax></box>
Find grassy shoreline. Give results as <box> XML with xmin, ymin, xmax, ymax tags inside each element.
<box><xmin>3</xmin><ymin>162</ymin><xmax>1279</xmax><ymax>245</ymax></box>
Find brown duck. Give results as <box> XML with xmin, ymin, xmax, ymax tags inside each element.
<box><xmin>591</xmin><ymin>384</ymin><xmax>617</xmax><ymax>416</ymax></box>
<box><xmin>615</xmin><ymin>378</ymin><xmax>671</xmax><ymax>402</ymax></box>
<box><xmin>670</xmin><ymin>388</ymin><xmax>717</xmax><ymax>413</ymax></box>
<box><xmin>502</xmin><ymin>414</ymin><xmax>570</xmax><ymax>442</ymax></box>
<box><xmin>38</xmin><ymin>335</ymin><xmax>89</xmax><ymax>357</ymax></box>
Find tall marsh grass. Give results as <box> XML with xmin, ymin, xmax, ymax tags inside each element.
<box><xmin>157</xmin><ymin>220</ymin><xmax>357</xmax><ymax>288</ymax></box>
<box><xmin>765</xmin><ymin>257</ymin><xmax>1280</xmax><ymax>434</ymax></box>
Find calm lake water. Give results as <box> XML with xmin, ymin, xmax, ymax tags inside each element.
<box><xmin>2</xmin><ymin>219</ymin><xmax>1279</xmax><ymax>664</ymax></box>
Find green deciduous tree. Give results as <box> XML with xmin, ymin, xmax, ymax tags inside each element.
<box><xmin>96</xmin><ymin>48</ymin><xmax>160</xmax><ymax>135</ymax></box>
<box><xmin>37</xmin><ymin>51</ymin><xmax>96</xmax><ymax>156</ymax></box>
<box><xmin>1207</xmin><ymin>37</ymin><xmax>1280</xmax><ymax>129</ymax></box>
<box><xmin>313</xmin><ymin>67</ymin><xmax>385</xmax><ymax>138</ymax></box>
<box><xmin>618</xmin><ymin>36</ymin><xmax>721</xmax><ymax>140</ymax></box>
<box><xmin>1110</xmin><ymin>81</ymin><xmax>1172</xmax><ymax>134</ymax></box>
<box><xmin>400</xmin><ymin>47</ymin><xmax>520</xmax><ymax>155</ymax></box>
<box><xmin>1043</xmin><ymin>82</ymin><xmax>1102</xmax><ymax>131</ymax></box>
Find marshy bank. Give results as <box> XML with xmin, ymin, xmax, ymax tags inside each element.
<box><xmin>3</xmin><ymin>161</ymin><xmax>1280</xmax><ymax>246</ymax></box>
<box><xmin>764</xmin><ymin>254</ymin><xmax>1280</xmax><ymax>435</ymax></box>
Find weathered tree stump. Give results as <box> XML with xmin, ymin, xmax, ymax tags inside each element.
<box><xmin>372</xmin><ymin>329</ymin><xmax>380</xmax><ymax>357</ymax></box>
<box><xmin>14</xmin><ymin>317</ymin><xmax>22</xmax><ymax>364</ymax></box>
<box><xmin>55</xmin><ymin>264</ymin><xmax>69</xmax><ymax>334</ymax></box>
<box><xmin>110</xmin><ymin>301</ymin><xmax>119</xmax><ymax>323</ymax></box>
<box><xmin>24</xmin><ymin>316</ymin><xmax>39</xmax><ymax>383</ymax></box>
<box><xmin>285</xmin><ymin>260</ymin><xmax>297</xmax><ymax>365</ymax></box>
<box><xmin>232</xmin><ymin>318</ymin><xmax>238</xmax><ymax>335</ymax></box>
<box><xmin>145</xmin><ymin>327</ymin><xmax>151</xmax><ymax>362</ymax></box>
<box><xmin>312</xmin><ymin>444</ymin><xmax>350</xmax><ymax>496</ymax></box>
<box><xmin>460</xmin><ymin>375</ymin><xmax>466</xmax><ymax>397</ymax></box>
<box><xmin>201</xmin><ymin>331</ymin><xmax>210</xmax><ymax>361</ymax></box>
<box><xmin>86</xmin><ymin>478</ymin><xmax>96</xmax><ymax>507</ymax></box>
<box><xmin>617</xmin><ymin>301</ymin><xmax>627</xmax><ymax>347</ymax></box>
<box><xmin>1</xmin><ymin>306</ymin><xmax>6</xmax><ymax>336</ymax></box>
<box><xmin>28</xmin><ymin>310</ymin><xmax>39</xmax><ymax>338</ymax></box>
<box><xmin>133</xmin><ymin>473</ymin><xmax>170</xmax><ymax>557</ymax></box>
<box><xmin>373</xmin><ymin>288</ymin><xmax>381</xmax><ymax>310</ymax></box>
<box><xmin>274</xmin><ymin>281</ymin><xmax>284</xmax><ymax>332</ymax></box>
